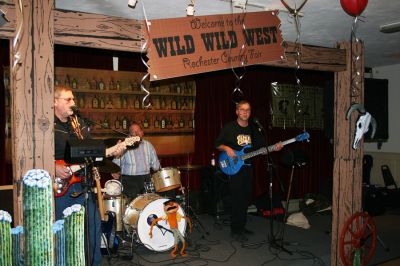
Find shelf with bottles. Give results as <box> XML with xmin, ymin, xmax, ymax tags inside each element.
<box><xmin>55</xmin><ymin>67</ymin><xmax>196</xmax><ymax>97</ymax></box>
<box><xmin>75</xmin><ymin>93</ymin><xmax>195</xmax><ymax>111</ymax></box>
<box><xmin>87</xmin><ymin>112</ymin><xmax>195</xmax><ymax>135</ymax></box>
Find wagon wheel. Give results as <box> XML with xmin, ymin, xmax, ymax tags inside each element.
<box><xmin>339</xmin><ymin>212</ymin><xmax>377</xmax><ymax>266</ymax></box>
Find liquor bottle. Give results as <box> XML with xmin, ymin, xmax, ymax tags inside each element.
<box><xmin>122</xmin><ymin>116</ymin><xmax>129</xmax><ymax>130</ymax></box>
<box><xmin>154</xmin><ymin>116</ymin><xmax>160</xmax><ymax>128</ymax></box>
<box><xmin>170</xmin><ymin>97</ymin><xmax>177</xmax><ymax>110</ymax></box>
<box><xmin>189</xmin><ymin>98</ymin><xmax>193</xmax><ymax>110</ymax></box>
<box><xmin>176</xmin><ymin>84</ymin><xmax>181</xmax><ymax>94</ymax></box>
<box><xmin>179</xmin><ymin>116</ymin><xmax>184</xmax><ymax>128</ymax></box>
<box><xmin>160</xmin><ymin>117</ymin><xmax>166</xmax><ymax>129</ymax></box>
<box><xmin>103</xmin><ymin>116</ymin><xmax>110</xmax><ymax>129</ymax></box>
<box><xmin>98</xmin><ymin>79</ymin><xmax>105</xmax><ymax>90</ymax></box>
<box><xmin>116</xmin><ymin>81</ymin><xmax>121</xmax><ymax>91</ymax></box>
<box><xmin>211</xmin><ymin>153</ymin><xmax>216</xmax><ymax>166</ymax></box>
<box><xmin>92</xmin><ymin>95</ymin><xmax>99</xmax><ymax>109</ymax></box>
<box><xmin>143</xmin><ymin>117</ymin><xmax>149</xmax><ymax>129</ymax></box>
<box><xmin>109</xmin><ymin>79</ymin><xmax>115</xmax><ymax>90</ymax></box>
<box><xmin>99</xmin><ymin>97</ymin><xmax>105</xmax><ymax>109</ymax></box>
<box><xmin>176</xmin><ymin>98</ymin><xmax>181</xmax><ymax>110</ymax></box>
<box><xmin>122</xmin><ymin>97</ymin><xmax>128</xmax><ymax>109</ymax></box>
<box><xmin>134</xmin><ymin>97</ymin><xmax>140</xmax><ymax>109</ymax></box>
<box><xmin>153</xmin><ymin>96</ymin><xmax>160</xmax><ymax>110</ymax></box>
<box><xmin>167</xmin><ymin>116</ymin><xmax>173</xmax><ymax>130</ymax></box>
<box><xmin>64</xmin><ymin>75</ymin><xmax>70</xmax><ymax>87</ymax></box>
<box><xmin>71</xmin><ymin>78</ymin><xmax>78</xmax><ymax>89</ymax></box>
<box><xmin>79</xmin><ymin>96</ymin><xmax>85</xmax><ymax>108</ymax></box>
<box><xmin>91</xmin><ymin>78</ymin><xmax>97</xmax><ymax>90</ymax></box>
<box><xmin>160</xmin><ymin>97</ymin><xmax>166</xmax><ymax>109</ymax></box>
<box><xmin>114</xmin><ymin>116</ymin><xmax>120</xmax><ymax>129</ymax></box>
<box><xmin>105</xmin><ymin>97</ymin><xmax>114</xmax><ymax>109</ymax></box>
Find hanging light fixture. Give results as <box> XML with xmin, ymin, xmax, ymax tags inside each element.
<box><xmin>380</xmin><ymin>21</ymin><xmax>400</xmax><ymax>33</ymax></box>
<box><xmin>186</xmin><ymin>0</ymin><xmax>195</xmax><ymax>16</ymax></box>
<box><xmin>128</xmin><ymin>0</ymin><xmax>138</xmax><ymax>9</ymax></box>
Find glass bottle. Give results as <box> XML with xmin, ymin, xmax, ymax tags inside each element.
<box><xmin>211</xmin><ymin>153</ymin><xmax>216</xmax><ymax>166</ymax></box>
<box><xmin>115</xmin><ymin>116</ymin><xmax>120</xmax><ymax>129</ymax></box>
<box><xmin>99</xmin><ymin>97</ymin><xmax>105</xmax><ymax>109</ymax></box>
<box><xmin>134</xmin><ymin>97</ymin><xmax>140</xmax><ymax>109</ymax></box>
<box><xmin>154</xmin><ymin>116</ymin><xmax>160</xmax><ymax>128</ymax></box>
<box><xmin>122</xmin><ymin>117</ymin><xmax>129</xmax><ymax>130</ymax></box>
<box><xmin>160</xmin><ymin>117</ymin><xmax>166</xmax><ymax>129</ymax></box>
<box><xmin>71</xmin><ymin>78</ymin><xmax>78</xmax><ymax>89</ymax></box>
<box><xmin>92</xmin><ymin>95</ymin><xmax>99</xmax><ymax>109</ymax></box>
<box><xmin>143</xmin><ymin>117</ymin><xmax>149</xmax><ymax>129</ymax></box>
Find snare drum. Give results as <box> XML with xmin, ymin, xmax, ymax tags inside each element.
<box><xmin>123</xmin><ymin>193</ymin><xmax>186</xmax><ymax>251</ymax></box>
<box><xmin>152</xmin><ymin>168</ymin><xmax>181</xmax><ymax>192</ymax></box>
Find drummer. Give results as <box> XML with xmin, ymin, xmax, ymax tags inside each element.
<box><xmin>112</xmin><ymin>122</ymin><xmax>161</xmax><ymax>201</ymax></box>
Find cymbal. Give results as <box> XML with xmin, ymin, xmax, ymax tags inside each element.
<box><xmin>97</xmin><ymin>159</ymin><xmax>120</xmax><ymax>173</ymax></box>
<box><xmin>176</xmin><ymin>164</ymin><xmax>205</xmax><ymax>171</ymax></box>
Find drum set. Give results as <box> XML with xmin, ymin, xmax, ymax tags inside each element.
<box><xmin>102</xmin><ymin>167</ymin><xmax>188</xmax><ymax>252</ymax></box>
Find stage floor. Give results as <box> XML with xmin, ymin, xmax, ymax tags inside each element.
<box><xmin>101</xmin><ymin>209</ymin><xmax>400</xmax><ymax>266</ymax></box>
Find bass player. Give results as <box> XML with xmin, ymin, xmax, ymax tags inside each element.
<box><xmin>215</xmin><ymin>100</ymin><xmax>282</xmax><ymax>242</ymax></box>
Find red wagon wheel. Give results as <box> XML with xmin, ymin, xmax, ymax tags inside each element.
<box><xmin>339</xmin><ymin>212</ymin><xmax>377</xmax><ymax>266</ymax></box>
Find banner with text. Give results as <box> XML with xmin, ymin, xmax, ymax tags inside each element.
<box><xmin>148</xmin><ymin>11</ymin><xmax>284</xmax><ymax>81</ymax></box>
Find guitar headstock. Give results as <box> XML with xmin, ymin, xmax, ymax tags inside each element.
<box><xmin>124</xmin><ymin>136</ymin><xmax>141</xmax><ymax>147</ymax></box>
<box><xmin>296</xmin><ymin>132</ymin><xmax>310</xmax><ymax>142</ymax></box>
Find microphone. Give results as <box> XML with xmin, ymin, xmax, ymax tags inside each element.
<box><xmin>253</xmin><ymin>117</ymin><xmax>264</xmax><ymax>132</ymax></box>
<box><xmin>70</xmin><ymin>105</ymin><xmax>80</xmax><ymax>116</ymax></box>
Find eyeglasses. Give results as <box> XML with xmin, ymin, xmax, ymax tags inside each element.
<box><xmin>56</xmin><ymin>97</ymin><xmax>75</xmax><ymax>103</ymax></box>
<box><xmin>238</xmin><ymin>108</ymin><xmax>251</xmax><ymax>113</ymax></box>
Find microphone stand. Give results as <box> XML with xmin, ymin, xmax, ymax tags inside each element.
<box><xmin>72</xmin><ymin>107</ymin><xmax>129</xmax><ymax>137</ymax></box>
<box><xmin>242</xmin><ymin>122</ymin><xmax>292</xmax><ymax>255</ymax></box>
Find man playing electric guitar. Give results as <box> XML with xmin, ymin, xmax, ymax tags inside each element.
<box><xmin>215</xmin><ymin>100</ymin><xmax>282</xmax><ymax>242</ymax></box>
<box><xmin>55</xmin><ymin>85</ymin><xmax>125</xmax><ymax>265</ymax></box>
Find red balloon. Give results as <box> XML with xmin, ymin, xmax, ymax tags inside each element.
<box><xmin>340</xmin><ymin>0</ymin><xmax>368</xmax><ymax>17</ymax></box>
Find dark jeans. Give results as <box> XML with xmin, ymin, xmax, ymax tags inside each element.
<box><xmin>229</xmin><ymin>166</ymin><xmax>253</xmax><ymax>233</ymax></box>
<box><xmin>55</xmin><ymin>183</ymin><xmax>102</xmax><ymax>266</ymax></box>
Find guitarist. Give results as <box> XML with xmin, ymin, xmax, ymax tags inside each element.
<box><xmin>54</xmin><ymin>85</ymin><xmax>124</xmax><ymax>265</ymax></box>
<box><xmin>215</xmin><ymin>100</ymin><xmax>282</xmax><ymax>242</ymax></box>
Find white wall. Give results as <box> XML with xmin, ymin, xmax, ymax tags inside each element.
<box><xmin>364</xmin><ymin>64</ymin><xmax>400</xmax><ymax>153</ymax></box>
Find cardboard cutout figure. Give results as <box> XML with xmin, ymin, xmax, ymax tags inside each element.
<box><xmin>149</xmin><ymin>200</ymin><xmax>192</xmax><ymax>257</ymax></box>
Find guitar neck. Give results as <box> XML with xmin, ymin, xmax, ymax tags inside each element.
<box><xmin>241</xmin><ymin>137</ymin><xmax>297</xmax><ymax>161</ymax></box>
<box><xmin>92</xmin><ymin>167</ymin><xmax>106</xmax><ymax>221</ymax></box>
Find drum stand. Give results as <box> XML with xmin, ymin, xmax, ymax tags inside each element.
<box><xmin>180</xmin><ymin>176</ymin><xmax>210</xmax><ymax>237</ymax></box>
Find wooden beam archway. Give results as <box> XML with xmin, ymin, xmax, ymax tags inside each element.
<box><xmin>1</xmin><ymin>2</ymin><xmax>362</xmax><ymax>264</ymax></box>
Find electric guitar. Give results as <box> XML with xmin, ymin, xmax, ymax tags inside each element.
<box><xmin>54</xmin><ymin>136</ymin><xmax>140</xmax><ymax>198</ymax></box>
<box><xmin>218</xmin><ymin>132</ymin><xmax>310</xmax><ymax>176</ymax></box>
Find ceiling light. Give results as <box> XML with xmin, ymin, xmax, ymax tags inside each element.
<box><xmin>0</xmin><ymin>9</ymin><xmax>9</xmax><ymax>27</ymax></box>
<box><xmin>233</xmin><ymin>0</ymin><xmax>248</xmax><ymax>9</ymax></box>
<box><xmin>186</xmin><ymin>1</ymin><xmax>195</xmax><ymax>16</ymax></box>
<box><xmin>380</xmin><ymin>21</ymin><xmax>400</xmax><ymax>34</ymax></box>
<box><xmin>128</xmin><ymin>0</ymin><xmax>138</xmax><ymax>9</ymax></box>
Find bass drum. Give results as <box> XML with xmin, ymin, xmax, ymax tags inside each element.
<box><xmin>123</xmin><ymin>193</ymin><xmax>186</xmax><ymax>252</ymax></box>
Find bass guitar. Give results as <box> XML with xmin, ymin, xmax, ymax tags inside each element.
<box><xmin>218</xmin><ymin>132</ymin><xmax>310</xmax><ymax>175</ymax></box>
<box><xmin>54</xmin><ymin>136</ymin><xmax>140</xmax><ymax>198</ymax></box>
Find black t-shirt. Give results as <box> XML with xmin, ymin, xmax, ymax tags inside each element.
<box><xmin>54</xmin><ymin>116</ymin><xmax>91</xmax><ymax>160</ymax></box>
<box><xmin>215</xmin><ymin>120</ymin><xmax>266</xmax><ymax>153</ymax></box>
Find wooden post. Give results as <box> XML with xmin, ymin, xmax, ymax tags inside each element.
<box><xmin>331</xmin><ymin>41</ymin><xmax>364</xmax><ymax>265</ymax></box>
<box><xmin>10</xmin><ymin>0</ymin><xmax>54</xmax><ymax>226</ymax></box>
